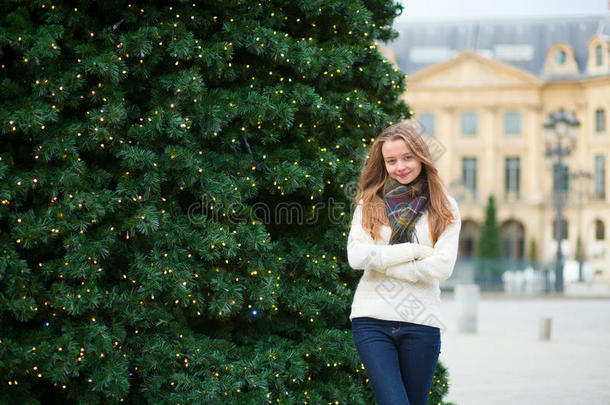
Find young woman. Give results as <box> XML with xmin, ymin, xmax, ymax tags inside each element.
<box><xmin>347</xmin><ymin>121</ymin><xmax>461</xmax><ymax>405</ymax></box>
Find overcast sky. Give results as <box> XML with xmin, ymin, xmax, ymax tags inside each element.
<box><xmin>396</xmin><ymin>0</ymin><xmax>609</xmax><ymax>22</ymax></box>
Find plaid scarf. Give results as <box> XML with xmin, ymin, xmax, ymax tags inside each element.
<box><xmin>383</xmin><ymin>175</ymin><xmax>429</xmax><ymax>244</ymax></box>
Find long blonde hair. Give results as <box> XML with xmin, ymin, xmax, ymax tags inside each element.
<box><xmin>352</xmin><ymin>121</ymin><xmax>455</xmax><ymax>244</ymax></box>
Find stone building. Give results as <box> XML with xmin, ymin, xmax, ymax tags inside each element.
<box><xmin>384</xmin><ymin>15</ymin><xmax>610</xmax><ymax>283</ymax></box>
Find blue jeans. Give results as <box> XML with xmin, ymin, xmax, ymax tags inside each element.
<box><xmin>351</xmin><ymin>317</ymin><xmax>441</xmax><ymax>405</ymax></box>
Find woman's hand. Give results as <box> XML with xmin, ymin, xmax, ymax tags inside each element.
<box><xmin>412</xmin><ymin>244</ymin><xmax>434</xmax><ymax>260</ymax></box>
<box><xmin>385</xmin><ymin>244</ymin><xmax>433</xmax><ymax>282</ymax></box>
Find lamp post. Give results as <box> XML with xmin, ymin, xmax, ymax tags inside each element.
<box><xmin>544</xmin><ymin>109</ymin><xmax>580</xmax><ymax>293</ymax></box>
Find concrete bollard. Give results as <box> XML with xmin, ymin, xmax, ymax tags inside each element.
<box><xmin>455</xmin><ymin>284</ymin><xmax>479</xmax><ymax>333</ymax></box>
<box><xmin>539</xmin><ymin>317</ymin><xmax>552</xmax><ymax>341</ymax></box>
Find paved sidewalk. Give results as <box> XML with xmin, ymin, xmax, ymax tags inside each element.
<box><xmin>438</xmin><ymin>295</ymin><xmax>610</xmax><ymax>405</ymax></box>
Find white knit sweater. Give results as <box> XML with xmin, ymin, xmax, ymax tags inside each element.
<box><xmin>347</xmin><ymin>195</ymin><xmax>461</xmax><ymax>330</ymax></box>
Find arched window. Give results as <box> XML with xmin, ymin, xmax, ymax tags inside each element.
<box><xmin>545</xmin><ymin>44</ymin><xmax>577</xmax><ymax>75</ymax></box>
<box><xmin>458</xmin><ymin>220</ymin><xmax>479</xmax><ymax>259</ymax></box>
<box><xmin>596</xmin><ymin>44</ymin><xmax>603</xmax><ymax>66</ymax></box>
<box><xmin>595</xmin><ymin>219</ymin><xmax>605</xmax><ymax>240</ymax></box>
<box><xmin>501</xmin><ymin>220</ymin><xmax>525</xmax><ymax>261</ymax></box>
<box><xmin>554</xmin><ymin>49</ymin><xmax>567</xmax><ymax>66</ymax></box>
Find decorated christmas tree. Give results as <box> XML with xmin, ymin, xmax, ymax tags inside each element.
<box><xmin>1</xmin><ymin>1</ymin><xmax>452</xmax><ymax>403</ymax></box>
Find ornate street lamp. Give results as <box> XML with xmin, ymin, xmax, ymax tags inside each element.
<box><xmin>544</xmin><ymin>109</ymin><xmax>580</xmax><ymax>293</ymax></box>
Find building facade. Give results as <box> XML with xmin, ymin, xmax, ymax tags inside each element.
<box><xmin>384</xmin><ymin>15</ymin><xmax>610</xmax><ymax>282</ymax></box>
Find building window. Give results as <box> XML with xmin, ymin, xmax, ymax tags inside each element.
<box><xmin>595</xmin><ymin>219</ymin><xmax>605</xmax><ymax>240</ymax></box>
<box><xmin>554</xmin><ymin>49</ymin><xmax>567</xmax><ymax>66</ymax></box>
<box><xmin>461</xmin><ymin>112</ymin><xmax>477</xmax><ymax>136</ymax></box>
<box><xmin>596</xmin><ymin>44</ymin><xmax>603</xmax><ymax>66</ymax></box>
<box><xmin>504</xmin><ymin>112</ymin><xmax>521</xmax><ymax>135</ymax></box>
<box><xmin>553</xmin><ymin>163</ymin><xmax>569</xmax><ymax>194</ymax></box>
<box><xmin>501</xmin><ymin>220</ymin><xmax>525</xmax><ymax>262</ymax></box>
<box><xmin>595</xmin><ymin>109</ymin><xmax>606</xmax><ymax>132</ymax></box>
<box><xmin>552</xmin><ymin>218</ymin><xmax>568</xmax><ymax>240</ymax></box>
<box><xmin>418</xmin><ymin>114</ymin><xmax>435</xmax><ymax>135</ymax></box>
<box><xmin>458</xmin><ymin>220</ymin><xmax>479</xmax><ymax>259</ymax></box>
<box><xmin>462</xmin><ymin>157</ymin><xmax>477</xmax><ymax>200</ymax></box>
<box><xmin>505</xmin><ymin>157</ymin><xmax>520</xmax><ymax>200</ymax></box>
<box><xmin>594</xmin><ymin>155</ymin><xmax>606</xmax><ymax>200</ymax></box>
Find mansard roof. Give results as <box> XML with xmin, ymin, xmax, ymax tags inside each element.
<box><xmin>386</xmin><ymin>14</ymin><xmax>610</xmax><ymax>78</ymax></box>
